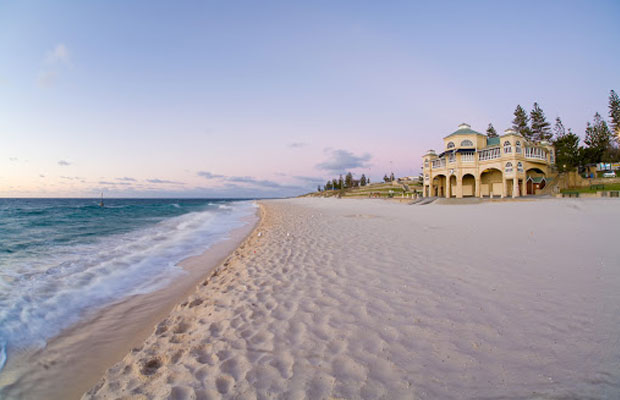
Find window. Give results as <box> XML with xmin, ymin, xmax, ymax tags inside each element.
<box><xmin>424</xmin><ymin>174</ymin><xmax>429</xmax><ymax>181</ymax></box>
<box><xmin>449</xmin><ymin>153</ymin><xmax>456</xmax><ymax>163</ymax></box>
<box><xmin>447</xmin><ymin>142</ymin><xmax>455</xmax><ymax>149</ymax></box>
<box><xmin>503</xmin><ymin>141</ymin><xmax>512</xmax><ymax>154</ymax></box>
<box><xmin>478</xmin><ymin>147</ymin><xmax>501</xmax><ymax>161</ymax></box>
<box><xmin>525</xmin><ymin>147</ymin><xmax>546</xmax><ymax>160</ymax></box>
<box><xmin>461</xmin><ymin>151</ymin><xmax>475</xmax><ymax>163</ymax></box>
<box><xmin>460</xmin><ymin>139</ymin><xmax>473</xmax><ymax>147</ymax></box>
<box><xmin>515</xmin><ymin>141</ymin><xmax>522</xmax><ymax>153</ymax></box>
<box><xmin>517</xmin><ymin>162</ymin><xmax>524</xmax><ymax>172</ymax></box>
<box><xmin>505</xmin><ymin>162</ymin><xmax>513</xmax><ymax>173</ymax></box>
<box><xmin>550</xmin><ymin>150</ymin><xmax>555</xmax><ymax>164</ymax></box>
<box><xmin>424</xmin><ymin>159</ymin><xmax>429</xmax><ymax>168</ymax></box>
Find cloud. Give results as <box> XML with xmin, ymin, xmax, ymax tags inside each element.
<box><xmin>9</xmin><ymin>157</ymin><xmax>18</xmax><ymax>162</ymax></box>
<box><xmin>197</xmin><ymin>171</ymin><xmax>225</xmax><ymax>179</ymax></box>
<box><xmin>99</xmin><ymin>181</ymin><xmax>131</xmax><ymax>186</ymax></box>
<box><xmin>147</xmin><ymin>178</ymin><xmax>185</xmax><ymax>185</ymax></box>
<box><xmin>315</xmin><ymin>149</ymin><xmax>372</xmax><ymax>173</ymax></box>
<box><xmin>58</xmin><ymin>160</ymin><xmax>71</xmax><ymax>166</ymax></box>
<box><xmin>116</xmin><ymin>177</ymin><xmax>137</xmax><ymax>182</ymax></box>
<box><xmin>288</xmin><ymin>142</ymin><xmax>306</xmax><ymax>148</ymax></box>
<box><xmin>39</xmin><ymin>174</ymin><xmax>45</xmax><ymax>178</ymax></box>
<box><xmin>45</xmin><ymin>44</ymin><xmax>70</xmax><ymax>65</ymax></box>
<box><xmin>60</xmin><ymin>176</ymin><xmax>82</xmax><ymax>180</ymax></box>
<box><xmin>293</xmin><ymin>175</ymin><xmax>325</xmax><ymax>183</ymax></box>
<box><xmin>38</xmin><ymin>44</ymin><xmax>70</xmax><ymax>87</ymax></box>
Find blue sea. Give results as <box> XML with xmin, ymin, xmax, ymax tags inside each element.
<box><xmin>0</xmin><ymin>198</ymin><xmax>256</xmax><ymax>373</ymax></box>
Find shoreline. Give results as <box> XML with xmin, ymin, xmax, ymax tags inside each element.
<box><xmin>0</xmin><ymin>205</ymin><xmax>260</xmax><ymax>400</ymax></box>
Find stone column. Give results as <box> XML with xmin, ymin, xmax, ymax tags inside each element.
<box><xmin>513</xmin><ymin>178</ymin><xmax>519</xmax><ymax>198</ymax></box>
<box><xmin>445</xmin><ymin>178</ymin><xmax>450</xmax><ymax>198</ymax></box>
<box><xmin>501</xmin><ymin>178</ymin><xmax>506</xmax><ymax>198</ymax></box>
<box><xmin>476</xmin><ymin>178</ymin><xmax>482</xmax><ymax>198</ymax></box>
<box><xmin>456</xmin><ymin>176</ymin><xmax>463</xmax><ymax>198</ymax></box>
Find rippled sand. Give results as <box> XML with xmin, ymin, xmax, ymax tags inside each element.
<box><xmin>84</xmin><ymin>198</ymin><xmax>620</xmax><ymax>399</ymax></box>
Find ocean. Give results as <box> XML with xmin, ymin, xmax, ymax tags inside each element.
<box><xmin>0</xmin><ymin>198</ymin><xmax>257</xmax><ymax>374</ymax></box>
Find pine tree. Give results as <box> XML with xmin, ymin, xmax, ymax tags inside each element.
<box><xmin>530</xmin><ymin>102</ymin><xmax>552</xmax><ymax>142</ymax></box>
<box><xmin>584</xmin><ymin>112</ymin><xmax>614</xmax><ymax>163</ymax></box>
<box><xmin>345</xmin><ymin>172</ymin><xmax>353</xmax><ymax>188</ymax></box>
<box><xmin>338</xmin><ymin>175</ymin><xmax>344</xmax><ymax>189</ymax></box>
<box><xmin>512</xmin><ymin>105</ymin><xmax>532</xmax><ymax>140</ymax></box>
<box><xmin>390</xmin><ymin>172</ymin><xmax>395</xmax><ymax>182</ymax></box>
<box><xmin>331</xmin><ymin>178</ymin><xmax>338</xmax><ymax>190</ymax></box>
<box><xmin>325</xmin><ymin>180</ymin><xmax>333</xmax><ymax>190</ymax></box>
<box><xmin>383</xmin><ymin>174</ymin><xmax>389</xmax><ymax>183</ymax></box>
<box><xmin>609</xmin><ymin>90</ymin><xmax>620</xmax><ymax>137</ymax></box>
<box><xmin>553</xmin><ymin>128</ymin><xmax>581</xmax><ymax>172</ymax></box>
<box><xmin>552</xmin><ymin>117</ymin><xmax>566</xmax><ymax>139</ymax></box>
<box><xmin>360</xmin><ymin>174</ymin><xmax>367</xmax><ymax>186</ymax></box>
<box><xmin>486</xmin><ymin>123</ymin><xmax>498</xmax><ymax>138</ymax></box>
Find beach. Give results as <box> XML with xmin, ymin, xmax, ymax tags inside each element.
<box><xmin>83</xmin><ymin>197</ymin><xmax>620</xmax><ymax>399</ymax></box>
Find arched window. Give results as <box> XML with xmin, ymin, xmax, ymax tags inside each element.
<box><xmin>517</xmin><ymin>162</ymin><xmax>524</xmax><ymax>172</ymax></box>
<box><xmin>460</xmin><ymin>139</ymin><xmax>473</xmax><ymax>147</ymax></box>
<box><xmin>515</xmin><ymin>141</ymin><xmax>522</xmax><ymax>153</ymax></box>
<box><xmin>505</xmin><ymin>162</ymin><xmax>513</xmax><ymax>173</ymax></box>
<box><xmin>447</xmin><ymin>142</ymin><xmax>455</xmax><ymax>149</ymax></box>
<box><xmin>503</xmin><ymin>141</ymin><xmax>512</xmax><ymax>154</ymax></box>
<box><xmin>424</xmin><ymin>159</ymin><xmax>429</xmax><ymax>168</ymax></box>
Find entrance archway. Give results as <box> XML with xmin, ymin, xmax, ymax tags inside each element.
<box><xmin>462</xmin><ymin>174</ymin><xmax>476</xmax><ymax>197</ymax></box>
<box><xmin>432</xmin><ymin>175</ymin><xmax>446</xmax><ymax>197</ymax></box>
<box><xmin>480</xmin><ymin>168</ymin><xmax>503</xmax><ymax>197</ymax></box>
<box><xmin>526</xmin><ymin>168</ymin><xmax>546</xmax><ymax>195</ymax></box>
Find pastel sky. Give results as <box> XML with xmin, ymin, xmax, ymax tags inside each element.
<box><xmin>1</xmin><ymin>1</ymin><xmax>619</xmax><ymax>197</ymax></box>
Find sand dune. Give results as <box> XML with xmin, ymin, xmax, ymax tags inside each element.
<box><xmin>84</xmin><ymin>198</ymin><xmax>620</xmax><ymax>399</ymax></box>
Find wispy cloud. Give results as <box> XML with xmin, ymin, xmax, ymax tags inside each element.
<box><xmin>197</xmin><ymin>171</ymin><xmax>225</xmax><ymax>179</ymax></box>
<box><xmin>147</xmin><ymin>178</ymin><xmax>185</xmax><ymax>185</ymax></box>
<box><xmin>288</xmin><ymin>142</ymin><xmax>306</xmax><ymax>148</ymax></box>
<box><xmin>60</xmin><ymin>176</ymin><xmax>82</xmax><ymax>180</ymax></box>
<box><xmin>116</xmin><ymin>177</ymin><xmax>137</xmax><ymax>182</ymax></box>
<box><xmin>58</xmin><ymin>160</ymin><xmax>71</xmax><ymax>166</ymax></box>
<box><xmin>38</xmin><ymin>43</ymin><xmax>71</xmax><ymax>87</ymax></box>
<box><xmin>39</xmin><ymin>174</ymin><xmax>45</xmax><ymax>178</ymax></box>
<box><xmin>45</xmin><ymin>44</ymin><xmax>70</xmax><ymax>65</ymax></box>
<box><xmin>293</xmin><ymin>175</ymin><xmax>325</xmax><ymax>183</ymax></box>
<box><xmin>316</xmin><ymin>149</ymin><xmax>372</xmax><ymax>173</ymax></box>
<box><xmin>9</xmin><ymin>157</ymin><xmax>18</xmax><ymax>162</ymax></box>
<box><xmin>99</xmin><ymin>181</ymin><xmax>132</xmax><ymax>186</ymax></box>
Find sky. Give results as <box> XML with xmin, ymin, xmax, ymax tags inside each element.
<box><xmin>1</xmin><ymin>0</ymin><xmax>619</xmax><ymax>197</ymax></box>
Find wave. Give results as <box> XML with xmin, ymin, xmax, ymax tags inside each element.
<box><xmin>0</xmin><ymin>201</ymin><xmax>256</xmax><ymax>373</ymax></box>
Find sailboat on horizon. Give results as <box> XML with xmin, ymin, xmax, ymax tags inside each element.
<box><xmin>99</xmin><ymin>192</ymin><xmax>104</xmax><ymax>208</ymax></box>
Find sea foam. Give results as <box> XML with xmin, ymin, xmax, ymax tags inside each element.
<box><xmin>0</xmin><ymin>200</ymin><xmax>256</xmax><ymax>373</ymax></box>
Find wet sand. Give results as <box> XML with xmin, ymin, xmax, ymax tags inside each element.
<box><xmin>0</xmin><ymin>213</ymin><xmax>258</xmax><ymax>400</ymax></box>
<box><xmin>84</xmin><ymin>198</ymin><xmax>620</xmax><ymax>399</ymax></box>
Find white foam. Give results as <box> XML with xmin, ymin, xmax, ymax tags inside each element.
<box><xmin>0</xmin><ymin>201</ymin><xmax>256</xmax><ymax>372</ymax></box>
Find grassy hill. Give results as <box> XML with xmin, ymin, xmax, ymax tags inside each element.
<box><xmin>301</xmin><ymin>180</ymin><xmax>422</xmax><ymax>198</ymax></box>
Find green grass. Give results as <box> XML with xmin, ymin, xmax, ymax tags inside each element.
<box><xmin>560</xmin><ymin>183</ymin><xmax>620</xmax><ymax>194</ymax></box>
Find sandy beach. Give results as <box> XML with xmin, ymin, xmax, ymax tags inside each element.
<box><xmin>84</xmin><ymin>198</ymin><xmax>620</xmax><ymax>399</ymax></box>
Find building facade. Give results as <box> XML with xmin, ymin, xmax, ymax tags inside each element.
<box><xmin>422</xmin><ymin>123</ymin><xmax>555</xmax><ymax>198</ymax></box>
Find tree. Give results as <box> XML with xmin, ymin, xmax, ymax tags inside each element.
<box><xmin>360</xmin><ymin>174</ymin><xmax>367</xmax><ymax>186</ymax></box>
<box><xmin>331</xmin><ymin>178</ymin><xmax>338</xmax><ymax>190</ymax></box>
<box><xmin>338</xmin><ymin>175</ymin><xmax>344</xmax><ymax>189</ymax></box>
<box><xmin>553</xmin><ymin>128</ymin><xmax>581</xmax><ymax>172</ymax></box>
<box><xmin>317</xmin><ymin>185</ymin><xmax>322</xmax><ymax>192</ymax></box>
<box><xmin>345</xmin><ymin>172</ymin><xmax>353</xmax><ymax>188</ymax></box>
<box><xmin>530</xmin><ymin>102</ymin><xmax>552</xmax><ymax>142</ymax></box>
<box><xmin>609</xmin><ymin>89</ymin><xmax>620</xmax><ymax>138</ymax></box>
<box><xmin>552</xmin><ymin>116</ymin><xmax>566</xmax><ymax>139</ymax></box>
<box><xmin>390</xmin><ymin>172</ymin><xmax>395</xmax><ymax>182</ymax></box>
<box><xmin>486</xmin><ymin>123</ymin><xmax>498</xmax><ymax>138</ymax></box>
<box><xmin>383</xmin><ymin>174</ymin><xmax>389</xmax><ymax>183</ymax></box>
<box><xmin>584</xmin><ymin>112</ymin><xmax>614</xmax><ymax>163</ymax></box>
<box><xmin>325</xmin><ymin>180</ymin><xmax>333</xmax><ymax>190</ymax></box>
<box><xmin>512</xmin><ymin>104</ymin><xmax>532</xmax><ymax>140</ymax></box>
